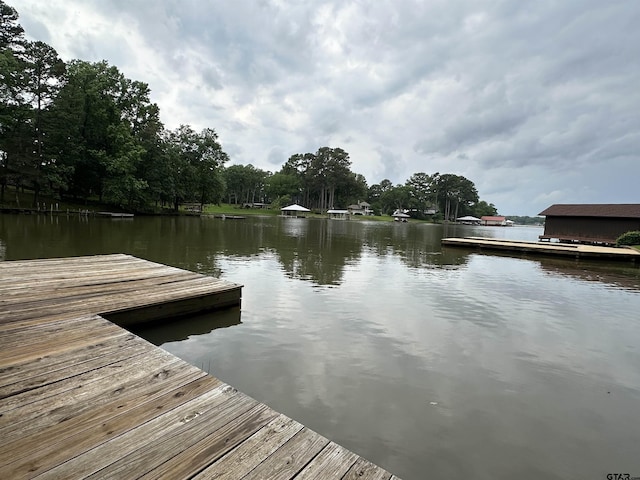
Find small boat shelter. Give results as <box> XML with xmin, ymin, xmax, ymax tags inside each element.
<box><xmin>281</xmin><ymin>204</ymin><xmax>310</xmax><ymax>218</ymax></box>
<box><xmin>456</xmin><ymin>215</ymin><xmax>481</xmax><ymax>225</ymax></box>
<box><xmin>392</xmin><ymin>210</ymin><xmax>410</xmax><ymax>222</ymax></box>
<box><xmin>327</xmin><ymin>209</ymin><xmax>350</xmax><ymax>220</ymax></box>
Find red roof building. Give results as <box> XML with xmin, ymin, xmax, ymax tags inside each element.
<box><xmin>481</xmin><ymin>216</ymin><xmax>507</xmax><ymax>226</ymax></box>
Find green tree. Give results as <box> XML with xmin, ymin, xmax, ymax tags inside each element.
<box><xmin>194</xmin><ymin>127</ymin><xmax>228</xmax><ymax>206</ymax></box>
<box><xmin>48</xmin><ymin>60</ymin><xmax>125</xmax><ymax>201</ymax></box>
<box><xmin>20</xmin><ymin>40</ymin><xmax>65</xmax><ymax>204</ymax></box>
<box><xmin>223</xmin><ymin>164</ymin><xmax>268</xmax><ymax>205</ymax></box>
<box><xmin>435</xmin><ymin>174</ymin><xmax>479</xmax><ymax>220</ymax></box>
<box><xmin>471</xmin><ymin>200</ymin><xmax>497</xmax><ymax>217</ymax></box>
<box><xmin>266</xmin><ymin>172</ymin><xmax>300</xmax><ymax>203</ymax></box>
<box><xmin>281</xmin><ymin>152</ymin><xmax>314</xmax><ymax>206</ymax></box>
<box><xmin>165</xmin><ymin>125</ymin><xmax>228</xmax><ymax>210</ymax></box>
<box><xmin>406</xmin><ymin>172</ymin><xmax>437</xmax><ymax>217</ymax></box>
<box><xmin>0</xmin><ymin>0</ymin><xmax>27</xmax><ymax>203</ymax></box>
<box><xmin>223</xmin><ymin>164</ymin><xmax>245</xmax><ymax>204</ymax></box>
<box><xmin>288</xmin><ymin>147</ymin><xmax>352</xmax><ymax>211</ymax></box>
<box><xmin>339</xmin><ymin>172</ymin><xmax>368</xmax><ymax>207</ymax></box>
<box><xmin>380</xmin><ymin>184</ymin><xmax>412</xmax><ymax>214</ymax></box>
<box><xmin>100</xmin><ymin>121</ymin><xmax>146</xmax><ymax>208</ymax></box>
<box><xmin>0</xmin><ymin>1</ymin><xmax>22</xmax><ymax>48</ymax></box>
<box><xmin>367</xmin><ymin>178</ymin><xmax>393</xmax><ymax>214</ymax></box>
<box><xmin>314</xmin><ymin>146</ymin><xmax>351</xmax><ymax>210</ymax></box>
<box><xmin>47</xmin><ymin>60</ymin><xmax>163</xmax><ymax>209</ymax></box>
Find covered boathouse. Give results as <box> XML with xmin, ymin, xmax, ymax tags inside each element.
<box><xmin>538</xmin><ymin>204</ymin><xmax>640</xmax><ymax>245</ymax></box>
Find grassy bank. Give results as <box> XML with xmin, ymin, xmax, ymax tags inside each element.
<box><xmin>0</xmin><ymin>186</ymin><xmax>112</xmax><ymax>212</ymax></box>
<box><xmin>201</xmin><ymin>204</ymin><xmax>402</xmax><ymax>222</ymax></box>
<box><xmin>202</xmin><ymin>204</ymin><xmax>280</xmax><ymax>216</ymax></box>
<box><xmin>1</xmin><ymin>186</ymin><xmax>430</xmax><ymax>223</ymax></box>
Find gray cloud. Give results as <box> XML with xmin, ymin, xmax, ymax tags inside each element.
<box><xmin>11</xmin><ymin>0</ymin><xmax>640</xmax><ymax>215</ymax></box>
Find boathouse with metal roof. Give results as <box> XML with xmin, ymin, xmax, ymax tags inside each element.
<box><xmin>538</xmin><ymin>204</ymin><xmax>640</xmax><ymax>244</ymax></box>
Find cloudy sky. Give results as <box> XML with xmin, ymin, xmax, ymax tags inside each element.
<box><xmin>11</xmin><ymin>0</ymin><xmax>640</xmax><ymax>215</ymax></box>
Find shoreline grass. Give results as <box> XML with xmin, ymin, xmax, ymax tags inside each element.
<box><xmin>1</xmin><ymin>186</ymin><xmax>436</xmax><ymax>223</ymax></box>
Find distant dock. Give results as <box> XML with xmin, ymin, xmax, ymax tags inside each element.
<box><xmin>97</xmin><ymin>211</ymin><xmax>135</xmax><ymax>218</ymax></box>
<box><xmin>213</xmin><ymin>214</ymin><xmax>246</xmax><ymax>220</ymax></box>
<box><xmin>0</xmin><ymin>254</ymin><xmax>397</xmax><ymax>479</ymax></box>
<box><xmin>442</xmin><ymin>237</ymin><xmax>640</xmax><ymax>262</ymax></box>
<box><xmin>1</xmin><ymin>208</ymin><xmax>132</xmax><ymax>217</ymax></box>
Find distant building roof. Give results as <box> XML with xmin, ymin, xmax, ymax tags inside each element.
<box><xmin>281</xmin><ymin>204</ymin><xmax>310</xmax><ymax>212</ymax></box>
<box><xmin>539</xmin><ymin>204</ymin><xmax>640</xmax><ymax>218</ymax></box>
<box><xmin>480</xmin><ymin>216</ymin><xmax>506</xmax><ymax>222</ymax></box>
<box><xmin>392</xmin><ymin>210</ymin><xmax>410</xmax><ymax>218</ymax></box>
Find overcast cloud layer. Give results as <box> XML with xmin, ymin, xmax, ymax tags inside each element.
<box><xmin>12</xmin><ymin>0</ymin><xmax>640</xmax><ymax>215</ymax></box>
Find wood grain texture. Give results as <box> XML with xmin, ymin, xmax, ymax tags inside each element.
<box><xmin>239</xmin><ymin>427</ymin><xmax>330</xmax><ymax>480</ymax></box>
<box><xmin>343</xmin><ymin>457</ymin><xmax>394</xmax><ymax>480</ymax></box>
<box><xmin>294</xmin><ymin>442</ymin><xmax>360</xmax><ymax>480</ymax></box>
<box><xmin>0</xmin><ymin>254</ymin><xmax>399</xmax><ymax>480</ymax></box>
<box><xmin>0</xmin><ymin>254</ymin><xmax>241</xmax><ymax>327</ymax></box>
<box><xmin>190</xmin><ymin>414</ymin><xmax>304</xmax><ymax>479</ymax></box>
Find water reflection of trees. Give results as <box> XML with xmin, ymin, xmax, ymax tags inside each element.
<box><xmin>190</xmin><ymin>218</ymin><xmax>471</xmax><ymax>285</ymax></box>
<box><xmin>270</xmin><ymin>218</ymin><xmax>363</xmax><ymax>285</ymax></box>
<box><xmin>537</xmin><ymin>257</ymin><xmax>640</xmax><ymax>292</ymax></box>
<box><xmin>4</xmin><ymin>214</ymin><xmax>637</xmax><ymax>291</ymax></box>
<box><xmin>360</xmin><ymin>222</ymin><xmax>470</xmax><ymax>269</ymax></box>
<box><xmin>0</xmin><ymin>215</ymin><xmax>472</xmax><ymax>286</ymax></box>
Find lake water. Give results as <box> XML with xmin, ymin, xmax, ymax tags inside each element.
<box><xmin>2</xmin><ymin>214</ymin><xmax>640</xmax><ymax>480</ymax></box>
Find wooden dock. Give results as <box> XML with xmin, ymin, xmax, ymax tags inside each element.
<box><xmin>0</xmin><ymin>254</ymin><xmax>397</xmax><ymax>479</ymax></box>
<box><xmin>442</xmin><ymin>236</ymin><xmax>640</xmax><ymax>261</ymax></box>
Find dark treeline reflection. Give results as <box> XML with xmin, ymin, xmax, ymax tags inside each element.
<box><xmin>0</xmin><ymin>215</ymin><xmax>470</xmax><ymax>286</ymax></box>
<box><xmin>1</xmin><ymin>214</ymin><xmax>637</xmax><ymax>289</ymax></box>
<box><xmin>537</xmin><ymin>257</ymin><xmax>640</xmax><ymax>292</ymax></box>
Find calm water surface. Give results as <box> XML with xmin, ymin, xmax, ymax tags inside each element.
<box><xmin>2</xmin><ymin>214</ymin><xmax>640</xmax><ymax>480</ymax></box>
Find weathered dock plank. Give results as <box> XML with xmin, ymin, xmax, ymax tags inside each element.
<box><xmin>236</xmin><ymin>427</ymin><xmax>330</xmax><ymax>480</ymax></box>
<box><xmin>0</xmin><ymin>254</ymin><xmax>398</xmax><ymax>479</ymax></box>
<box><xmin>0</xmin><ymin>330</ymin><xmax>142</xmax><ymax>399</ymax></box>
<box><xmin>191</xmin><ymin>414</ymin><xmax>305</xmax><ymax>479</ymax></box>
<box><xmin>0</xmin><ymin>364</ymin><xmax>207</xmax><ymax>468</ymax></box>
<box><xmin>133</xmin><ymin>402</ymin><xmax>277</xmax><ymax>480</ymax></box>
<box><xmin>0</xmin><ymin>346</ymin><xmax>180</xmax><ymax>431</ymax></box>
<box><xmin>294</xmin><ymin>442</ymin><xmax>361</xmax><ymax>479</ymax></box>
<box><xmin>0</xmin><ymin>256</ymin><xmax>242</xmax><ymax>329</ymax></box>
<box><xmin>442</xmin><ymin>236</ymin><xmax>640</xmax><ymax>261</ymax></box>
<box><xmin>0</xmin><ymin>374</ymin><xmax>215</xmax><ymax>478</ymax></box>
<box><xmin>343</xmin><ymin>458</ymin><xmax>394</xmax><ymax>480</ymax></box>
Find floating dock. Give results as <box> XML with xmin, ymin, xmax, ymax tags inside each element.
<box><xmin>442</xmin><ymin>237</ymin><xmax>640</xmax><ymax>262</ymax></box>
<box><xmin>213</xmin><ymin>214</ymin><xmax>246</xmax><ymax>220</ymax></box>
<box><xmin>97</xmin><ymin>212</ymin><xmax>135</xmax><ymax>218</ymax></box>
<box><xmin>0</xmin><ymin>254</ymin><xmax>397</xmax><ymax>479</ymax></box>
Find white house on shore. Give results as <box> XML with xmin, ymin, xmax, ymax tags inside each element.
<box><xmin>347</xmin><ymin>201</ymin><xmax>373</xmax><ymax>216</ymax></box>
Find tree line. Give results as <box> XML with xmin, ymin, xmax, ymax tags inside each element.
<box><xmin>1</xmin><ymin>2</ymin><xmax>230</xmax><ymax>211</ymax></box>
<box><xmin>0</xmin><ymin>1</ymin><xmax>496</xmax><ymax>218</ymax></box>
<box><xmin>221</xmin><ymin>152</ymin><xmax>497</xmax><ymax>219</ymax></box>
